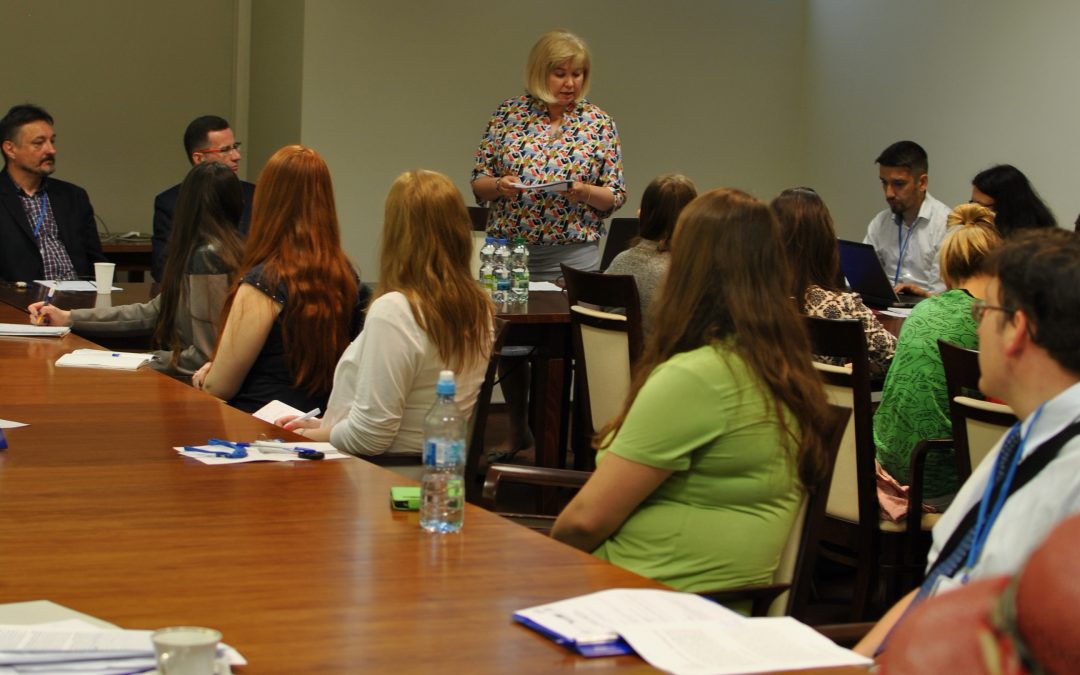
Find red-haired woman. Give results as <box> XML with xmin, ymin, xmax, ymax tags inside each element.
<box><xmin>195</xmin><ymin>145</ymin><xmax>367</xmax><ymax>413</ymax></box>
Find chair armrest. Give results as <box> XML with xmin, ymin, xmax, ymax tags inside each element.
<box><xmin>906</xmin><ymin>438</ymin><xmax>952</xmax><ymax>534</ymax></box>
<box><xmin>481</xmin><ymin>463</ymin><xmax>591</xmax><ymax>510</ymax></box>
<box><xmin>697</xmin><ymin>583</ymin><xmax>791</xmax><ymax>617</ymax></box>
<box><xmin>813</xmin><ymin>622</ymin><xmax>876</xmax><ymax>647</ymax></box>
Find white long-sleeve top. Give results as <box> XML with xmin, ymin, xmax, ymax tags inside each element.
<box><xmin>324</xmin><ymin>291</ymin><xmax>489</xmax><ymax>459</ymax></box>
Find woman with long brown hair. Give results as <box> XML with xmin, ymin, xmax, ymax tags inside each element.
<box><xmin>551</xmin><ymin>188</ymin><xmax>832</xmax><ymax>593</ymax></box>
<box><xmin>30</xmin><ymin>161</ymin><xmax>244</xmax><ymax>378</ymax></box>
<box><xmin>195</xmin><ymin>145</ymin><xmax>365</xmax><ymax>413</ymax></box>
<box><xmin>281</xmin><ymin>170</ymin><xmax>493</xmax><ymax>472</ymax></box>
<box><xmin>771</xmin><ymin>187</ymin><xmax>896</xmax><ymax>372</ymax></box>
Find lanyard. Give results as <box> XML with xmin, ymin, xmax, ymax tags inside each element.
<box><xmin>31</xmin><ymin>190</ymin><xmax>49</xmax><ymax>239</ymax></box>
<box><xmin>964</xmin><ymin>405</ymin><xmax>1046</xmax><ymax>575</ymax></box>
<box><xmin>894</xmin><ymin>216</ymin><xmax>915</xmax><ymax>286</ymax></box>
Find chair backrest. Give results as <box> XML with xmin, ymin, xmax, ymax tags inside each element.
<box><xmin>464</xmin><ymin>317</ymin><xmax>509</xmax><ymax>504</ymax></box>
<box><xmin>771</xmin><ymin>403</ymin><xmax>852</xmax><ymax>617</ymax></box>
<box><xmin>802</xmin><ymin>317</ymin><xmax>878</xmax><ymax>531</ymax></box>
<box><xmin>938</xmin><ymin>339</ymin><xmax>1018</xmax><ymax>478</ymax></box>
<box><xmin>561</xmin><ymin>265</ymin><xmax>644</xmax><ymax>465</ymax></box>
<box><xmin>467</xmin><ymin>206</ymin><xmax>489</xmax><ymax>232</ymax></box>
<box><xmin>599</xmin><ymin>217</ymin><xmax>640</xmax><ymax>271</ymax></box>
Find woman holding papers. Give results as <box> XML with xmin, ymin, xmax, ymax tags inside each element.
<box><xmin>471</xmin><ymin>29</ymin><xmax>626</xmax><ymax>457</ymax></box>
<box><xmin>874</xmin><ymin>205</ymin><xmax>1002</xmax><ymax>507</ymax></box>
<box><xmin>194</xmin><ymin>145</ymin><xmax>366</xmax><ymax>413</ymax></box>
<box><xmin>470</xmin><ymin>29</ymin><xmax>626</xmax><ymax>280</ymax></box>
<box><xmin>771</xmin><ymin>187</ymin><xmax>896</xmax><ymax>372</ymax></box>
<box><xmin>278</xmin><ymin>170</ymin><xmax>494</xmax><ymax>475</ymax></box>
<box><xmin>29</xmin><ymin>162</ymin><xmax>243</xmax><ymax>378</ymax></box>
<box><xmin>551</xmin><ymin>188</ymin><xmax>833</xmax><ymax>594</ymax></box>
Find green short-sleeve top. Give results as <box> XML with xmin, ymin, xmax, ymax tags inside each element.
<box><xmin>591</xmin><ymin>342</ymin><xmax>803</xmax><ymax>593</ymax></box>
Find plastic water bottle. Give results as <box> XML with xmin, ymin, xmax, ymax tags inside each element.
<box><xmin>493</xmin><ymin>238</ymin><xmax>511</xmax><ymax>304</ymax></box>
<box><xmin>511</xmin><ymin>236</ymin><xmax>530</xmax><ymax>304</ymax></box>
<box><xmin>420</xmin><ymin>370</ymin><xmax>466</xmax><ymax>533</ymax></box>
<box><xmin>478</xmin><ymin>237</ymin><xmax>496</xmax><ymax>298</ymax></box>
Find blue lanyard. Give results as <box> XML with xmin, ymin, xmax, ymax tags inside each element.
<box><xmin>964</xmin><ymin>405</ymin><xmax>1045</xmax><ymax>574</ymax></box>
<box><xmin>894</xmin><ymin>216</ymin><xmax>915</xmax><ymax>286</ymax></box>
<box><xmin>31</xmin><ymin>191</ymin><xmax>49</xmax><ymax>239</ymax></box>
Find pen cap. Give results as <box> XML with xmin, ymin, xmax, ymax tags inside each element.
<box><xmin>0</xmin><ymin>428</ymin><xmax>6</xmax><ymax>450</ymax></box>
<box><xmin>435</xmin><ymin>370</ymin><xmax>456</xmax><ymax>396</ymax></box>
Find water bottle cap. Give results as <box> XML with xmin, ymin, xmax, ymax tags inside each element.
<box><xmin>498</xmin><ymin>238</ymin><xmax>507</xmax><ymax>244</ymax></box>
<box><xmin>436</xmin><ymin>370</ymin><xmax>456</xmax><ymax>395</ymax></box>
<box><xmin>485</xmin><ymin>237</ymin><xmax>495</xmax><ymax>244</ymax></box>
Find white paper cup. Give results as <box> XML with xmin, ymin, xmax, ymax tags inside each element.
<box><xmin>152</xmin><ymin>626</ymin><xmax>221</xmax><ymax>675</ymax></box>
<box><xmin>94</xmin><ymin>262</ymin><xmax>116</xmax><ymax>294</ymax></box>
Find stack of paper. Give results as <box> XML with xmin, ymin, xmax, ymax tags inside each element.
<box><xmin>56</xmin><ymin>349</ymin><xmax>154</xmax><ymax>370</ymax></box>
<box><xmin>0</xmin><ymin>619</ymin><xmax>246</xmax><ymax>674</ymax></box>
<box><xmin>0</xmin><ymin>323</ymin><xmax>71</xmax><ymax>337</ymax></box>
<box><xmin>175</xmin><ymin>442</ymin><xmax>348</xmax><ymax>464</ymax></box>
<box><xmin>34</xmin><ymin>280</ymin><xmax>122</xmax><ymax>292</ymax></box>
<box><xmin>514</xmin><ymin>589</ymin><xmax>872</xmax><ymax>674</ymax></box>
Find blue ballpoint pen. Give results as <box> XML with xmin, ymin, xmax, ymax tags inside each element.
<box><xmin>182</xmin><ymin>445</ymin><xmax>248</xmax><ymax>459</ymax></box>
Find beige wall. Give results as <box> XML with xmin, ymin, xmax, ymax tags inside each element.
<box><xmin>8</xmin><ymin>1</ymin><xmax>1079</xmax><ymax>261</ymax></box>
<box><xmin>297</xmin><ymin>0</ymin><xmax>807</xmax><ymax>279</ymax></box>
<box><xmin>1</xmin><ymin>0</ymin><xmax>242</xmax><ymax>234</ymax></box>
<box><xmin>804</xmin><ymin>0</ymin><xmax>1080</xmax><ymax>240</ymax></box>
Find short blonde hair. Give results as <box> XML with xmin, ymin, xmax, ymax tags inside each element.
<box><xmin>940</xmin><ymin>203</ymin><xmax>1001</xmax><ymax>289</ymax></box>
<box><xmin>525</xmin><ymin>30</ymin><xmax>591</xmax><ymax>104</ymax></box>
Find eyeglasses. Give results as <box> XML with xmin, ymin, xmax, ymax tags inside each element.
<box><xmin>197</xmin><ymin>142</ymin><xmax>242</xmax><ymax>154</ymax></box>
<box><xmin>971</xmin><ymin>298</ymin><xmax>1012</xmax><ymax>324</ymax></box>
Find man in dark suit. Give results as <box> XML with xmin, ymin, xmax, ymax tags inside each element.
<box><xmin>0</xmin><ymin>104</ymin><xmax>105</xmax><ymax>282</ymax></box>
<box><xmin>151</xmin><ymin>115</ymin><xmax>255</xmax><ymax>281</ymax></box>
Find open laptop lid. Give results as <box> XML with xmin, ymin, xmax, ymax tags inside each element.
<box><xmin>837</xmin><ymin>239</ymin><xmax>923</xmax><ymax>308</ymax></box>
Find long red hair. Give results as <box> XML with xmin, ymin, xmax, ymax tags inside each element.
<box><xmin>224</xmin><ymin>145</ymin><xmax>358</xmax><ymax>395</ymax></box>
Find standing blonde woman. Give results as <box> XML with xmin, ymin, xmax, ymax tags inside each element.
<box><xmin>281</xmin><ymin>170</ymin><xmax>494</xmax><ymax>472</ymax></box>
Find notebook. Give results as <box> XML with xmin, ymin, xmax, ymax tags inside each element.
<box><xmin>837</xmin><ymin>239</ymin><xmax>926</xmax><ymax>309</ymax></box>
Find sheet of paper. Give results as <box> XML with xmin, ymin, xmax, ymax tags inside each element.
<box><xmin>617</xmin><ymin>617</ymin><xmax>873</xmax><ymax>675</ymax></box>
<box><xmin>34</xmin><ymin>281</ymin><xmax>122</xmax><ymax>292</ymax></box>
<box><xmin>881</xmin><ymin>307</ymin><xmax>913</xmax><ymax>317</ymax></box>
<box><xmin>0</xmin><ymin>323</ymin><xmax>71</xmax><ymax>338</ymax></box>
<box><xmin>509</xmin><ymin>180</ymin><xmax>571</xmax><ymax>193</ymax></box>
<box><xmin>0</xmin><ymin>619</ymin><xmax>246</xmax><ymax>669</ymax></box>
<box><xmin>251</xmin><ymin>399</ymin><xmax>307</xmax><ymax>424</ymax></box>
<box><xmin>175</xmin><ymin>442</ymin><xmax>349</xmax><ymax>464</ymax></box>
<box><xmin>516</xmin><ymin>589</ymin><xmax>743</xmax><ymax>646</ymax></box>
<box><xmin>55</xmin><ymin>349</ymin><xmax>154</xmax><ymax>370</ymax></box>
<box><xmin>527</xmin><ymin>282</ymin><xmax>562</xmax><ymax>292</ymax></box>
<box><xmin>0</xmin><ymin>419</ymin><xmax>28</xmax><ymax>429</ymax></box>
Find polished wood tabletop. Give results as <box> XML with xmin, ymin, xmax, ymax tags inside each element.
<box><xmin>0</xmin><ymin>302</ymin><xmax>671</xmax><ymax>673</ymax></box>
<box><xmin>0</xmin><ymin>281</ymin><xmax>157</xmax><ymax>312</ymax></box>
<box><xmin>0</xmin><ymin>303</ymin><xmax>868</xmax><ymax>675</ymax></box>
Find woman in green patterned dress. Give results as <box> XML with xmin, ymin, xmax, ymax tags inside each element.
<box><xmin>873</xmin><ymin>204</ymin><xmax>1001</xmax><ymax>507</ymax></box>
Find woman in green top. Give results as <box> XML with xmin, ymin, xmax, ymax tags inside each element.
<box><xmin>552</xmin><ymin>188</ymin><xmax>833</xmax><ymax>593</ymax></box>
<box><xmin>874</xmin><ymin>204</ymin><xmax>1002</xmax><ymax>504</ymax></box>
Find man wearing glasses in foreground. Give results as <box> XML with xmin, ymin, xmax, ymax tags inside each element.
<box><xmin>857</xmin><ymin>229</ymin><xmax>1080</xmax><ymax>658</ymax></box>
<box><xmin>151</xmin><ymin>115</ymin><xmax>255</xmax><ymax>281</ymax></box>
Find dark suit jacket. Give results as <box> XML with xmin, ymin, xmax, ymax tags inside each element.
<box><xmin>0</xmin><ymin>168</ymin><xmax>105</xmax><ymax>282</ymax></box>
<box><xmin>151</xmin><ymin>179</ymin><xmax>255</xmax><ymax>281</ymax></box>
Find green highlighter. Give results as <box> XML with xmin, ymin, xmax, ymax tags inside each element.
<box><xmin>390</xmin><ymin>486</ymin><xmax>421</xmax><ymax>511</ymax></box>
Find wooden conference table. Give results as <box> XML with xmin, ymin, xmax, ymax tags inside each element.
<box><xmin>0</xmin><ymin>295</ymin><xmax>866</xmax><ymax>673</ymax></box>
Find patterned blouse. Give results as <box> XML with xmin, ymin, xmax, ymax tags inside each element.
<box><xmin>804</xmin><ymin>285</ymin><xmax>897</xmax><ymax>372</ymax></box>
<box><xmin>471</xmin><ymin>93</ymin><xmax>626</xmax><ymax>245</ymax></box>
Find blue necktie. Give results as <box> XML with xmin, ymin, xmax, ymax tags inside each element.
<box><xmin>913</xmin><ymin>422</ymin><xmax>1023</xmax><ymax>602</ymax></box>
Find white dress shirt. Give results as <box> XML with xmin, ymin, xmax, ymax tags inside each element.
<box><xmin>925</xmin><ymin>380</ymin><xmax>1080</xmax><ymax>593</ymax></box>
<box><xmin>864</xmin><ymin>192</ymin><xmax>950</xmax><ymax>294</ymax></box>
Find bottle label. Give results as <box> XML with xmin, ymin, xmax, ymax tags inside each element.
<box><xmin>424</xmin><ymin>439</ymin><xmax>464</xmax><ymax>467</ymax></box>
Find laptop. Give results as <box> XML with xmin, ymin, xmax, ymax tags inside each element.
<box><xmin>837</xmin><ymin>239</ymin><xmax>926</xmax><ymax>309</ymax></box>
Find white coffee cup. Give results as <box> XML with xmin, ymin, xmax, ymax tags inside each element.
<box><xmin>152</xmin><ymin>626</ymin><xmax>221</xmax><ymax>675</ymax></box>
<box><xmin>94</xmin><ymin>262</ymin><xmax>116</xmax><ymax>294</ymax></box>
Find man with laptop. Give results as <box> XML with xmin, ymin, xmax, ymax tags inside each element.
<box><xmin>864</xmin><ymin>140</ymin><xmax>950</xmax><ymax>297</ymax></box>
